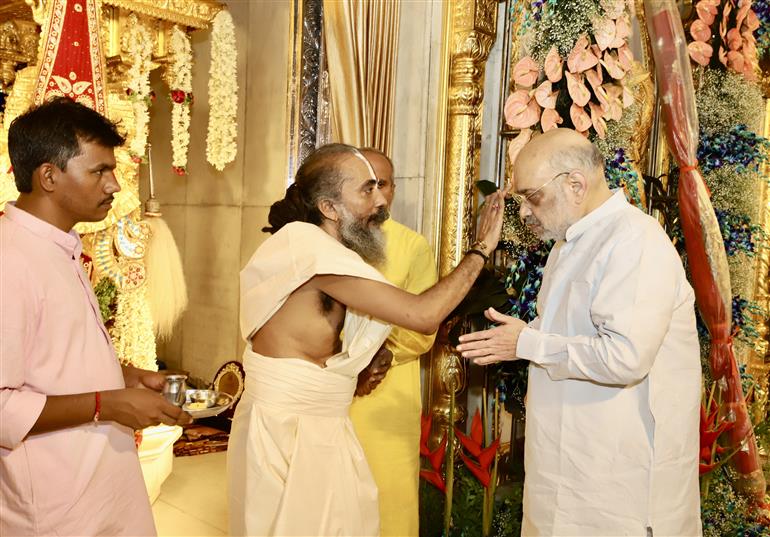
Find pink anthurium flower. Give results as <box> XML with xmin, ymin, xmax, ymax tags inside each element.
<box><xmin>541</xmin><ymin>108</ymin><xmax>563</xmax><ymax>132</ymax></box>
<box><xmin>690</xmin><ymin>19</ymin><xmax>712</xmax><ymax>42</ymax></box>
<box><xmin>504</xmin><ymin>90</ymin><xmax>530</xmax><ymax>123</ymax></box>
<box><xmin>504</xmin><ymin>91</ymin><xmax>541</xmax><ymax>130</ymax></box>
<box><xmin>589</xmin><ymin>102</ymin><xmax>607</xmax><ymax>139</ymax></box>
<box><xmin>513</xmin><ymin>56</ymin><xmax>540</xmax><ymax>88</ymax></box>
<box><xmin>735</xmin><ymin>1</ymin><xmax>751</xmax><ymax>30</ymax></box>
<box><xmin>507</xmin><ymin>129</ymin><xmax>533</xmax><ymax>189</ymax></box>
<box><xmin>611</xmin><ymin>15</ymin><xmax>631</xmax><ymax>48</ymax></box>
<box><xmin>695</xmin><ymin>0</ymin><xmax>717</xmax><ymax>25</ymax></box>
<box><xmin>601</xmin><ymin>50</ymin><xmax>627</xmax><ymax>79</ymax></box>
<box><xmin>745</xmin><ymin>9</ymin><xmax>759</xmax><ymax>32</ymax></box>
<box><xmin>688</xmin><ymin>41</ymin><xmax>714</xmax><ymax>66</ymax></box>
<box><xmin>719</xmin><ymin>2</ymin><xmax>732</xmax><ymax>40</ymax></box>
<box><xmin>567</xmin><ymin>35</ymin><xmax>599</xmax><ymax>73</ymax></box>
<box><xmin>585</xmin><ymin>64</ymin><xmax>603</xmax><ymax>92</ymax></box>
<box><xmin>593</xmin><ymin>17</ymin><xmax>616</xmax><ymax>51</ymax></box>
<box><xmin>570</xmin><ymin>103</ymin><xmax>592</xmax><ymax>132</ymax></box>
<box><xmin>566</xmin><ymin>71</ymin><xmax>591</xmax><ymax>107</ymax></box>
<box><xmin>727</xmin><ymin>49</ymin><xmax>745</xmax><ymax>73</ymax></box>
<box><xmin>544</xmin><ymin>47</ymin><xmax>563</xmax><ymax>82</ymax></box>
<box><xmin>602</xmin><ymin>84</ymin><xmax>623</xmax><ymax>121</ymax></box>
<box><xmin>534</xmin><ymin>80</ymin><xmax>559</xmax><ymax>109</ymax></box>
<box><xmin>726</xmin><ymin>28</ymin><xmax>742</xmax><ymax>51</ymax></box>
<box><xmin>617</xmin><ymin>44</ymin><xmax>634</xmax><ymax>71</ymax></box>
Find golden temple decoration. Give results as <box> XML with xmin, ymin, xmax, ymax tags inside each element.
<box><xmin>101</xmin><ymin>0</ymin><xmax>220</xmax><ymax>30</ymax></box>
<box><xmin>426</xmin><ymin>0</ymin><xmax>498</xmax><ymax>440</ymax></box>
<box><xmin>0</xmin><ymin>0</ymin><xmax>222</xmax><ymax>369</ymax></box>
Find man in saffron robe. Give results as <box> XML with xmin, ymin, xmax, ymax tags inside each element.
<box><xmin>350</xmin><ymin>148</ymin><xmax>437</xmax><ymax>537</ymax></box>
<box><xmin>227</xmin><ymin>143</ymin><xmax>503</xmax><ymax>536</ymax></box>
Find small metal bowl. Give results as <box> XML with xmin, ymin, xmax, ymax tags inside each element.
<box><xmin>186</xmin><ymin>389</ymin><xmax>217</xmax><ymax>408</ymax></box>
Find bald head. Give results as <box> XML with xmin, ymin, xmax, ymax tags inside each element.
<box><xmin>512</xmin><ymin>129</ymin><xmax>612</xmax><ymax>242</ymax></box>
<box><xmin>514</xmin><ymin>129</ymin><xmax>605</xmax><ymax>191</ymax></box>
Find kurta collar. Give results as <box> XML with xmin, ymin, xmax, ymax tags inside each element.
<box><xmin>565</xmin><ymin>190</ymin><xmax>628</xmax><ymax>243</ymax></box>
<box><xmin>3</xmin><ymin>202</ymin><xmax>82</xmax><ymax>258</ymax></box>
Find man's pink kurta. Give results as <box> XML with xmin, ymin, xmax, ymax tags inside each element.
<box><xmin>1</xmin><ymin>203</ymin><xmax>155</xmax><ymax>536</ymax></box>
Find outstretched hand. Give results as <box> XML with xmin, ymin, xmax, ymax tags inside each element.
<box><xmin>456</xmin><ymin>307</ymin><xmax>527</xmax><ymax>366</ymax></box>
<box><xmin>356</xmin><ymin>347</ymin><xmax>394</xmax><ymax>397</ymax></box>
<box><xmin>476</xmin><ymin>191</ymin><xmax>505</xmax><ymax>254</ymax></box>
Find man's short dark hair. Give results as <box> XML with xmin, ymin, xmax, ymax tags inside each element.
<box><xmin>8</xmin><ymin>97</ymin><xmax>125</xmax><ymax>193</ymax></box>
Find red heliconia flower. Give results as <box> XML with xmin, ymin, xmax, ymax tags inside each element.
<box><xmin>428</xmin><ymin>434</ymin><xmax>448</xmax><ymax>472</ymax></box>
<box><xmin>459</xmin><ymin>451</ymin><xmax>491</xmax><ymax>487</ymax></box>
<box><xmin>454</xmin><ymin>408</ymin><xmax>484</xmax><ymax>457</ymax></box>
<box><xmin>420</xmin><ymin>413</ymin><xmax>433</xmax><ymax>457</ymax></box>
<box><xmin>171</xmin><ymin>89</ymin><xmax>187</xmax><ymax>104</ymax></box>
<box><xmin>420</xmin><ymin>469</ymin><xmax>446</xmax><ymax>493</ymax></box>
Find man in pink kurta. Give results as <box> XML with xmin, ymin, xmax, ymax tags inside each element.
<box><xmin>1</xmin><ymin>97</ymin><xmax>189</xmax><ymax>536</ymax></box>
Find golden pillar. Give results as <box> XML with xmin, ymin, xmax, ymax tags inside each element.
<box><xmin>426</xmin><ymin>0</ymin><xmax>498</xmax><ymax>438</ymax></box>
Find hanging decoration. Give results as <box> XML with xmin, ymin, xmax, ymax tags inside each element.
<box><xmin>206</xmin><ymin>9</ymin><xmax>238</xmax><ymax>171</ymax></box>
<box><xmin>123</xmin><ymin>13</ymin><xmax>154</xmax><ymax>163</ymax></box>
<box><xmin>168</xmin><ymin>24</ymin><xmax>193</xmax><ymax>176</ymax></box>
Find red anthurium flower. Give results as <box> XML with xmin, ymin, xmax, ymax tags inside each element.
<box><xmin>459</xmin><ymin>451</ymin><xmax>491</xmax><ymax>488</ymax></box>
<box><xmin>420</xmin><ymin>469</ymin><xmax>446</xmax><ymax>493</ymax></box>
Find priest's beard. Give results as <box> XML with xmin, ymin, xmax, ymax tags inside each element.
<box><xmin>336</xmin><ymin>204</ymin><xmax>388</xmax><ymax>266</ymax></box>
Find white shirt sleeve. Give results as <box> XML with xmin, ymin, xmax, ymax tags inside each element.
<box><xmin>516</xmin><ymin>227</ymin><xmax>684</xmax><ymax>386</ymax></box>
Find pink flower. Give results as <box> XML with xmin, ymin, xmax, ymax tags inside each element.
<box><xmin>589</xmin><ymin>102</ymin><xmax>607</xmax><ymax>139</ymax></box>
<box><xmin>617</xmin><ymin>44</ymin><xmax>634</xmax><ymax>71</ymax></box>
<box><xmin>593</xmin><ymin>17</ymin><xmax>616</xmax><ymax>51</ymax></box>
<box><xmin>602</xmin><ymin>84</ymin><xmax>623</xmax><ymax>121</ymax></box>
<box><xmin>503</xmin><ymin>90</ymin><xmax>541</xmax><ymax>129</ymax></box>
<box><xmin>612</xmin><ymin>15</ymin><xmax>631</xmax><ymax>47</ymax></box>
<box><xmin>690</xmin><ymin>19</ymin><xmax>712</xmax><ymax>42</ymax></box>
<box><xmin>601</xmin><ymin>50</ymin><xmax>627</xmax><ymax>79</ymax></box>
<box><xmin>567</xmin><ymin>35</ymin><xmax>599</xmax><ymax>73</ymax></box>
<box><xmin>718</xmin><ymin>45</ymin><xmax>728</xmax><ymax>67</ymax></box>
<box><xmin>695</xmin><ymin>0</ymin><xmax>717</xmax><ymax>26</ymax></box>
<box><xmin>534</xmin><ymin>80</ymin><xmax>559</xmax><ymax>109</ymax></box>
<box><xmin>513</xmin><ymin>56</ymin><xmax>539</xmax><ymax>88</ymax></box>
<box><xmin>735</xmin><ymin>0</ymin><xmax>751</xmax><ymax>30</ymax></box>
<box><xmin>688</xmin><ymin>41</ymin><xmax>714</xmax><ymax>66</ymax></box>
<box><xmin>727</xmin><ymin>50</ymin><xmax>745</xmax><ymax>73</ymax></box>
<box><xmin>541</xmin><ymin>108</ymin><xmax>563</xmax><ymax>132</ymax></box>
<box><xmin>585</xmin><ymin>65</ymin><xmax>603</xmax><ymax>92</ymax></box>
<box><xmin>507</xmin><ymin>128</ymin><xmax>533</xmax><ymax>172</ymax></box>
<box><xmin>570</xmin><ymin>103</ymin><xmax>592</xmax><ymax>132</ymax></box>
<box><xmin>565</xmin><ymin>71</ymin><xmax>591</xmax><ymax>107</ymax></box>
<box><xmin>544</xmin><ymin>47</ymin><xmax>563</xmax><ymax>82</ymax></box>
<box><xmin>744</xmin><ymin>9</ymin><xmax>759</xmax><ymax>32</ymax></box>
<box><xmin>726</xmin><ymin>28</ymin><xmax>742</xmax><ymax>51</ymax></box>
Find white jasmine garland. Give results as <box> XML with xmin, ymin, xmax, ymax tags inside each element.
<box><xmin>124</xmin><ymin>14</ymin><xmax>153</xmax><ymax>161</ymax></box>
<box><xmin>168</xmin><ymin>25</ymin><xmax>192</xmax><ymax>174</ymax></box>
<box><xmin>206</xmin><ymin>10</ymin><xmax>238</xmax><ymax>171</ymax></box>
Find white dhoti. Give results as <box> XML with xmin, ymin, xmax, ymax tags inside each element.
<box><xmin>228</xmin><ymin>222</ymin><xmax>391</xmax><ymax>536</ymax></box>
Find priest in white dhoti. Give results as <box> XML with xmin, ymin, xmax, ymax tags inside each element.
<box><xmin>227</xmin><ymin>143</ymin><xmax>504</xmax><ymax>536</ymax></box>
<box><xmin>458</xmin><ymin>129</ymin><xmax>702</xmax><ymax>537</ymax></box>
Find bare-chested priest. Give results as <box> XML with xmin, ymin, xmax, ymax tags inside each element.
<box><xmin>227</xmin><ymin>143</ymin><xmax>503</xmax><ymax>537</ymax></box>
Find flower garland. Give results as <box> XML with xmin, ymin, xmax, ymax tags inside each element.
<box><xmin>123</xmin><ymin>14</ymin><xmax>154</xmax><ymax>163</ymax></box>
<box><xmin>206</xmin><ymin>10</ymin><xmax>238</xmax><ymax>171</ymax></box>
<box><xmin>168</xmin><ymin>25</ymin><xmax>193</xmax><ymax>176</ymax></box>
<box><xmin>687</xmin><ymin>0</ymin><xmax>760</xmax><ymax>80</ymax></box>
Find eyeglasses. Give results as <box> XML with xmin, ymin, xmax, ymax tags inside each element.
<box><xmin>511</xmin><ymin>171</ymin><xmax>571</xmax><ymax>206</ymax></box>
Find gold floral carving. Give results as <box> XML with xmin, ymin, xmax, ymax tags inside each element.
<box><xmin>0</xmin><ymin>19</ymin><xmax>38</xmax><ymax>86</ymax></box>
<box><xmin>101</xmin><ymin>0</ymin><xmax>221</xmax><ymax>29</ymax></box>
<box><xmin>427</xmin><ymin>0</ymin><xmax>497</xmax><ymax>441</ymax></box>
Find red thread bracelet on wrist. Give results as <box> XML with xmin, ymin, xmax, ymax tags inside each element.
<box><xmin>93</xmin><ymin>391</ymin><xmax>101</xmax><ymax>423</ymax></box>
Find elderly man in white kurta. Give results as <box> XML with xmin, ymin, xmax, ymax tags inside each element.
<box><xmin>458</xmin><ymin>129</ymin><xmax>701</xmax><ymax>537</ymax></box>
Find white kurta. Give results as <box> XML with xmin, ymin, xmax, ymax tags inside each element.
<box><xmin>228</xmin><ymin>222</ymin><xmax>392</xmax><ymax>536</ymax></box>
<box><xmin>516</xmin><ymin>191</ymin><xmax>702</xmax><ymax>537</ymax></box>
